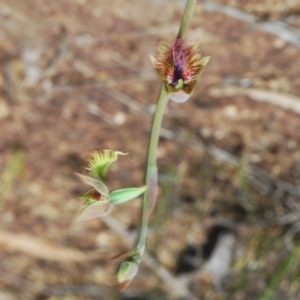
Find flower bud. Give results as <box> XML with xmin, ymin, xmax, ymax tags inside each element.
<box><xmin>117</xmin><ymin>261</ymin><xmax>139</xmax><ymax>291</ymax></box>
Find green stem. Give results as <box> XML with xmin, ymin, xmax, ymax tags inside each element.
<box><xmin>147</xmin><ymin>86</ymin><xmax>168</xmax><ymax>168</ymax></box>
<box><xmin>136</xmin><ymin>0</ymin><xmax>196</xmax><ymax>258</ymax></box>
<box><xmin>178</xmin><ymin>0</ymin><xmax>196</xmax><ymax>37</ymax></box>
<box><xmin>136</xmin><ymin>86</ymin><xmax>168</xmax><ymax>256</ymax></box>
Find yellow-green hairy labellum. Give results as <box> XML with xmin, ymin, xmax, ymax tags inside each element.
<box><xmin>87</xmin><ymin>150</ymin><xmax>128</xmax><ymax>179</ymax></box>
<box><xmin>110</xmin><ymin>185</ymin><xmax>148</xmax><ymax>205</ymax></box>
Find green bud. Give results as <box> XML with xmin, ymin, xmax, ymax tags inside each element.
<box><xmin>118</xmin><ymin>261</ymin><xmax>139</xmax><ymax>291</ymax></box>
<box><xmin>110</xmin><ymin>185</ymin><xmax>148</xmax><ymax>205</ymax></box>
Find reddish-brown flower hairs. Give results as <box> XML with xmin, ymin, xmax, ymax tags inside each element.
<box><xmin>152</xmin><ymin>35</ymin><xmax>203</xmax><ymax>93</ymax></box>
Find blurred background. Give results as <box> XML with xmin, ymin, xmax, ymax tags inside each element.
<box><xmin>1</xmin><ymin>0</ymin><xmax>300</xmax><ymax>299</ymax></box>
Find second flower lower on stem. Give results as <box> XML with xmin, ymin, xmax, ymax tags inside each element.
<box><xmin>76</xmin><ymin>149</ymin><xmax>147</xmax><ymax>221</ymax></box>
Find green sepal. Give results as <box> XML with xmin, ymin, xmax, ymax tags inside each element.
<box><xmin>110</xmin><ymin>185</ymin><xmax>148</xmax><ymax>205</ymax></box>
<box><xmin>185</xmin><ymin>56</ymin><xmax>210</xmax><ymax>95</ymax></box>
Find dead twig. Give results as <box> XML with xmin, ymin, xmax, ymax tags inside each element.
<box><xmin>0</xmin><ymin>231</ymin><xmax>112</xmax><ymax>263</ymax></box>
<box><xmin>209</xmin><ymin>86</ymin><xmax>300</xmax><ymax>115</ymax></box>
<box><xmin>202</xmin><ymin>1</ymin><xmax>300</xmax><ymax>48</ymax></box>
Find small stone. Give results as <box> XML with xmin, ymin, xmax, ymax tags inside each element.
<box><xmin>223</xmin><ymin>105</ymin><xmax>238</xmax><ymax>119</ymax></box>
<box><xmin>92</xmin><ymin>267</ymin><xmax>108</xmax><ymax>284</ymax></box>
<box><xmin>0</xmin><ymin>291</ymin><xmax>16</xmax><ymax>300</ymax></box>
<box><xmin>158</xmin><ymin>249</ymin><xmax>176</xmax><ymax>269</ymax></box>
<box><xmin>287</xmin><ymin>140</ymin><xmax>297</xmax><ymax>151</ymax></box>
<box><xmin>113</xmin><ymin>112</ymin><xmax>126</xmax><ymax>125</ymax></box>
<box><xmin>201</xmin><ymin>127</ymin><xmax>212</xmax><ymax>139</ymax></box>
<box><xmin>214</xmin><ymin>129</ymin><xmax>225</xmax><ymax>140</ymax></box>
<box><xmin>0</xmin><ymin>100</ymin><xmax>10</xmax><ymax>119</ymax></box>
<box><xmin>1</xmin><ymin>211</ymin><xmax>14</xmax><ymax>223</ymax></box>
<box><xmin>42</xmin><ymin>79</ymin><xmax>53</xmax><ymax>91</ymax></box>
<box><xmin>96</xmin><ymin>232</ymin><xmax>119</xmax><ymax>247</ymax></box>
<box><xmin>273</xmin><ymin>38</ymin><xmax>286</xmax><ymax>49</ymax></box>
<box><xmin>249</xmin><ymin>154</ymin><xmax>262</xmax><ymax>163</ymax></box>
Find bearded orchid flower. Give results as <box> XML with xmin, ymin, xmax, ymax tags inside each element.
<box><xmin>150</xmin><ymin>35</ymin><xmax>210</xmax><ymax>103</ymax></box>
<box><xmin>76</xmin><ymin>173</ymin><xmax>113</xmax><ymax>221</ymax></box>
<box><xmin>76</xmin><ymin>150</ymin><xmax>147</xmax><ymax>221</ymax></box>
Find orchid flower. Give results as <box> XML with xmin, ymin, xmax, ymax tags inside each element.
<box><xmin>76</xmin><ymin>150</ymin><xmax>147</xmax><ymax>221</ymax></box>
<box><xmin>151</xmin><ymin>35</ymin><xmax>210</xmax><ymax>103</ymax></box>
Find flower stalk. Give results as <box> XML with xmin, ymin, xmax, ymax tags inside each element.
<box><xmin>75</xmin><ymin>0</ymin><xmax>209</xmax><ymax>291</ymax></box>
<box><xmin>135</xmin><ymin>0</ymin><xmax>208</xmax><ymax>257</ymax></box>
<box><xmin>118</xmin><ymin>0</ymin><xmax>210</xmax><ymax>289</ymax></box>
<box><xmin>179</xmin><ymin>0</ymin><xmax>197</xmax><ymax>37</ymax></box>
<box><xmin>136</xmin><ymin>86</ymin><xmax>168</xmax><ymax>255</ymax></box>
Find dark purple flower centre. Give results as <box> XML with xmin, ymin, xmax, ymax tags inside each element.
<box><xmin>88</xmin><ymin>189</ymin><xmax>102</xmax><ymax>201</ymax></box>
<box><xmin>171</xmin><ymin>37</ymin><xmax>186</xmax><ymax>87</ymax></box>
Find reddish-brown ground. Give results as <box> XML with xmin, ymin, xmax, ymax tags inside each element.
<box><xmin>1</xmin><ymin>1</ymin><xmax>300</xmax><ymax>299</ymax></box>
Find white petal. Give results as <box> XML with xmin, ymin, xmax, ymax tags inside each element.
<box><xmin>169</xmin><ymin>90</ymin><xmax>190</xmax><ymax>103</ymax></box>
<box><xmin>76</xmin><ymin>202</ymin><xmax>113</xmax><ymax>221</ymax></box>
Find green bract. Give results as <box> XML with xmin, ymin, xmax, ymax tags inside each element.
<box><xmin>110</xmin><ymin>185</ymin><xmax>148</xmax><ymax>204</ymax></box>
